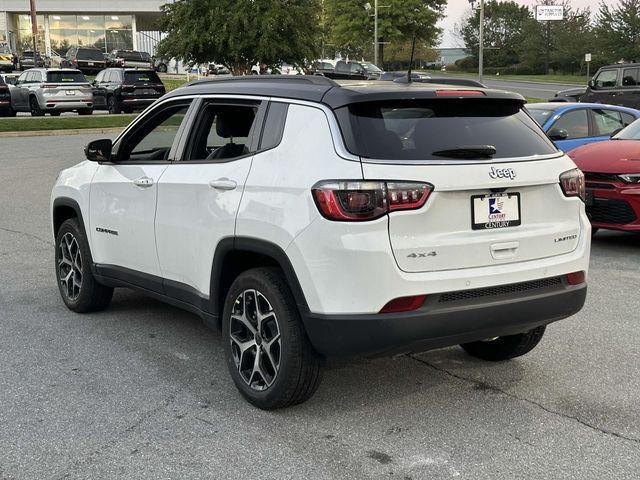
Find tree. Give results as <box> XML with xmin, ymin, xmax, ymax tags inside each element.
<box><xmin>594</xmin><ymin>0</ymin><xmax>640</xmax><ymax>63</ymax></box>
<box><xmin>156</xmin><ymin>0</ymin><xmax>322</xmax><ymax>74</ymax></box>
<box><xmin>459</xmin><ymin>0</ymin><xmax>532</xmax><ymax>69</ymax></box>
<box><xmin>324</xmin><ymin>0</ymin><xmax>446</xmax><ymax>63</ymax></box>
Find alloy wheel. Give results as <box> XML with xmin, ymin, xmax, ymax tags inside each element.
<box><xmin>57</xmin><ymin>232</ymin><xmax>83</xmax><ymax>301</ymax></box>
<box><xmin>229</xmin><ymin>289</ymin><xmax>282</xmax><ymax>391</ymax></box>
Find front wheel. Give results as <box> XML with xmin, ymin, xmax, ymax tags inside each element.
<box><xmin>30</xmin><ymin>97</ymin><xmax>44</xmax><ymax>116</ymax></box>
<box><xmin>107</xmin><ymin>96</ymin><xmax>120</xmax><ymax>114</ymax></box>
<box><xmin>460</xmin><ymin>326</ymin><xmax>546</xmax><ymax>361</ymax></box>
<box><xmin>55</xmin><ymin>219</ymin><xmax>113</xmax><ymax>312</ymax></box>
<box><xmin>222</xmin><ymin>268</ymin><xmax>323</xmax><ymax>409</ymax></box>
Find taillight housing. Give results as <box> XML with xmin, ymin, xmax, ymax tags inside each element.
<box><xmin>312</xmin><ymin>180</ymin><xmax>433</xmax><ymax>221</ymax></box>
<box><xmin>566</xmin><ymin>271</ymin><xmax>586</xmax><ymax>285</ymax></box>
<box><xmin>559</xmin><ymin>168</ymin><xmax>585</xmax><ymax>202</ymax></box>
<box><xmin>380</xmin><ymin>295</ymin><xmax>427</xmax><ymax>313</ymax></box>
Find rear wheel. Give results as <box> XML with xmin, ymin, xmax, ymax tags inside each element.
<box><xmin>29</xmin><ymin>97</ymin><xmax>44</xmax><ymax>116</ymax></box>
<box><xmin>55</xmin><ymin>219</ymin><xmax>113</xmax><ymax>313</ymax></box>
<box><xmin>460</xmin><ymin>326</ymin><xmax>546</xmax><ymax>361</ymax></box>
<box><xmin>222</xmin><ymin>267</ymin><xmax>323</xmax><ymax>409</ymax></box>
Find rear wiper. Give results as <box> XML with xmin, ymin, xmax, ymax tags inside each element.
<box><xmin>431</xmin><ymin>145</ymin><xmax>497</xmax><ymax>159</ymax></box>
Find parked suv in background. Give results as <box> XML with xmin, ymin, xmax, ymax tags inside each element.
<box><xmin>18</xmin><ymin>50</ymin><xmax>45</xmax><ymax>70</ymax></box>
<box><xmin>582</xmin><ymin>63</ymin><xmax>640</xmax><ymax>109</ymax></box>
<box><xmin>51</xmin><ymin>76</ymin><xmax>590</xmax><ymax>409</ymax></box>
<box><xmin>11</xmin><ymin>68</ymin><xmax>92</xmax><ymax>116</ymax></box>
<box><xmin>92</xmin><ymin>68</ymin><xmax>166</xmax><ymax>114</ymax></box>
<box><xmin>107</xmin><ymin>50</ymin><xmax>154</xmax><ymax>69</ymax></box>
<box><xmin>62</xmin><ymin>47</ymin><xmax>106</xmax><ymax>74</ymax></box>
<box><xmin>322</xmin><ymin>60</ymin><xmax>383</xmax><ymax>80</ymax></box>
<box><xmin>0</xmin><ymin>75</ymin><xmax>14</xmax><ymax>116</ymax></box>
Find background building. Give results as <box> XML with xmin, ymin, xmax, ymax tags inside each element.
<box><xmin>0</xmin><ymin>0</ymin><xmax>168</xmax><ymax>56</ymax></box>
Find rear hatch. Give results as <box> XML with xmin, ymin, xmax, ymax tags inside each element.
<box><xmin>335</xmin><ymin>96</ymin><xmax>583</xmax><ymax>272</ymax></box>
<box><xmin>44</xmin><ymin>71</ymin><xmax>92</xmax><ymax>99</ymax></box>
<box><xmin>117</xmin><ymin>51</ymin><xmax>152</xmax><ymax>68</ymax></box>
<box><xmin>122</xmin><ymin>70</ymin><xmax>165</xmax><ymax>98</ymax></box>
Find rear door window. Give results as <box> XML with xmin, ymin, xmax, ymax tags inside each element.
<box><xmin>259</xmin><ymin>102</ymin><xmax>288</xmax><ymax>151</ymax></box>
<box><xmin>552</xmin><ymin>109</ymin><xmax>589</xmax><ymax>139</ymax></box>
<box><xmin>592</xmin><ymin>109</ymin><xmax>624</xmax><ymax>136</ymax></box>
<box><xmin>622</xmin><ymin>68</ymin><xmax>639</xmax><ymax>87</ymax></box>
<box><xmin>336</xmin><ymin>62</ymin><xmax>349</xmax><ymax>73</ymax></box>
<box><xmin>335</xmin><ymin>99</ymin><xmax>557</xmax><ymax>160</ymax></box>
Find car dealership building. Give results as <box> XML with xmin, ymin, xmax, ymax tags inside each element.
<box><xmin>0</xmin><ymin>0</ymin><xmax>167</xmax><ymax>56</ymax></box>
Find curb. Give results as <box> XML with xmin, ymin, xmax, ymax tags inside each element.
<box><xmin>0</xmin><ymin>127</ymin><xmax>125</xmax><ymax>138</ymax></box>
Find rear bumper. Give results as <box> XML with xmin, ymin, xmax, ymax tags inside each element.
<box><xmin>302</xmin><ymin>279</ymin><xmax>587</xmax><ymax>358</ymax></box>
<box><xmin>43</xmin><ymin>99</ymin><xmax>93</xmax><ymax>111</ymax></box>
<box><xmin>586</xmin><ymin>182</ymin><xmax>640</xmax><ymax>231</ymax></box>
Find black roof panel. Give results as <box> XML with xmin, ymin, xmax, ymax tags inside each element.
<box><xmin>166</xmin><ymin>75</ymin><xmax>526</xmax><ymax>109</ymax></box>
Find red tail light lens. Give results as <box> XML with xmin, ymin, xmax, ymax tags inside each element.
<box><xmin>312</xmin><ymin>181</ymin><xmax>433</xmax><ymax>221</ymax></box>
<box><xmin>566</xmin><ymin>271</ymin><xmax>586</xmax><ymax>285</ymax></box>
<box><xmin>380</xmin><ymin>295</ymin><xmax>427</xmax><ymax>313</ymax></box>
<box><xmin>559</xmin><ymin>168</ymin><xmax>585</xmax><ymax>202</ymax></box>
<box><xmin>435</xmin><ymin>90</ymin><xmax>485</xmax><ymax>97</ymax></box>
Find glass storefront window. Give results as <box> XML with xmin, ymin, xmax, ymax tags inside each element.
<box><xmin>105</xmin><ymin>15</ymin><xmax>133</xmax><ymax>53</ymax></box>
<box><xmin>49</xmin><ymin>15</ymin><xmax>77</xmax><ymax>55</ymax></box>
<box><xmin>16</xmin><ymin>14</ymin><xmax>45</xmax><ymax>53</ymax></box>
<box><xmin>77</xmin><ymin>15</ymin><xmax>106</xmax><ymax>50</ymax></box>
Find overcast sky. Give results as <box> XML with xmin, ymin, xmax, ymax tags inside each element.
<box><xmin>438</xmin><ymin>0</ymin><xmax>604</xmax><ymax>47</ymax></box>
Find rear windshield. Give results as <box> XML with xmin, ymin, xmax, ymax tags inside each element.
<box><xmin>335</xmin><ymin>99</ymin><xmax>558</xmax><ymax>160</ymax></box>
<box><xmin>47</xmin><ymin>71</ymin><xmax>87</xmax><ymax>83</ymax></box>
<box><xmin>124</xmin><ymin>71</ymin><xmax>161</xmax><ymax>84</ymax></box>
<box><xmin>77</xmin><ymin>49</ymin><xmax>104</xmax><ymax>60</ymax></box>
<box><xmin>526</xmin><ymin>107</ymin><xmax>555</xmax><ymax>126</ymax></box>
<box><xmin>117</xmin><ymin>51</ymin><xmax>144</xmax><ymax>61</ymax></box>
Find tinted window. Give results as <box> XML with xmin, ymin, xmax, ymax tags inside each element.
<box><xmin>336</xmin><ymin>62</ymin><xmax>349</xmax><ymax>73</ymax></box>
<box><xmin>622</xmin><ymin>68</ymin><xmax>639</xmax><ymax>87</ymax></box>
<box><xmin>552</xmin><ymin>109</ymin><xmax>589</xmax><ymax>139</ymax></box>
<box><xmin>592</xmin><ymin>109</ymin><xmax>624</xmax><ymax>136</ymax></box>
<box><xmin>124</xmin><ymin>71</ymin><xmax>161</xmax><ymax>84</ymax></box>
<box><xmin>118</xmin><ymin>51</ymin><xmax>143</xmax><ymax>60</ymax></box>
<box><xmin>349</xmin><ymin>63</ymin><xmax>363</xmax><ymax>74</ymax></box>
<box><xmin>621</xmin><ymin>112</ymin><xmax>636</xmax><ymax>126</ymax></box>
<box><xmin>259</xmin><ymin>102</ymin><xmax>288</xmax><ymax>150</ymax></box>
<box><xmin>615</xmin><ymin>119</ymin><xmax>640</xmax><ymax>140</ymax></box>
<box><xmin>76</xmin><ymin>49</ymin><xmax>104</xmax><ymax>60</ymax></box>
<box><xmin>119</xmin><ymin>102</ymin><xmax>191</xmax><ymax>161</ymax></box>
<box><xmin>335</xmin><ymin>99</ymin><xmax>557</xmax><ymax>160</ymax></box>
<box><xmin>187</xmin><ymin>102</ymin><xmax>260</xmax><ymax>161</ymax></box>
<box><xmin>362</xmin><ymin>63</ymin><xmax>382</xmax><ymax>73</ymax></box>
<box><xmin>527</xmin><ymin>108</ymin><xmax>555</xmax><ymax>126</ymax></box>
<box><xmin>47</xmin><ymin>71</ymin><xmax>86</xmax><ymax>83</ymax></box>
<box><xmin>95</xmin><ymin>71</ymin><xmax>105</xmax><ymax>82</ymax></box>
<box><xmin>593</xmin><ymin>70</ymin><xmax>617</xmax><ymax>88</ymax></box>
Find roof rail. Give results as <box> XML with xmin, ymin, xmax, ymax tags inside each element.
<box><xmin>184</xmin><ymin>74</ymin><xmax>339</xmax><ymax>88</ymax></box>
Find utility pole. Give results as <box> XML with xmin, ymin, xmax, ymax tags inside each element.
<box><xmin>29</xmin><ymin>0</ymin><xmax>38</xmax><ymax>63</ymax></box>
<box><xmin>544</xmin><ymin>20</ymin><xmax>550</xmax><ymax>75</ymax></box>
<box><xmin>478</xmin><ymin>0</ymin><xmax>484</xmax><ymax>83</ymax></box>
<box><xmin>374</xmin><ymin>0</ymin><xmax>379</xmax><ymax>67</ymax></box>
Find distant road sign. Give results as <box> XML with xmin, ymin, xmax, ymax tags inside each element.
<box><xmin>536</xmin><ymin>5</ymin><xmax>564</xmax><ymax>21</ymax></box>
<box><xmin>585</xmin><ymin>53</ymin><xmax>592</xmax><ymax>62</ymax></box>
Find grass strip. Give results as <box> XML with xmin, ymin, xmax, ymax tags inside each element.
<box><xmin>0</xmin><ymin>114</ymin><xmax>137</xmax><ymax>132</ymax></box>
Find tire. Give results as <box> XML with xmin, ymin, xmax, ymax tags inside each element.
<box><xmin>460</xmin><ymin>326</ymin><xmax>546</xmax><ymax>361</ymax></box>
<box><xmin>29</xmin><ymin>96</ymin><xmax>44</xmax><ymax>116</ymax></box>
<box><xmin>107</xmin><ymin>96</ymin><xmax>120</xmax><ymax>115</ymax></box>
<box><xmin>49</xmin><ymin>111</ymin><xmax>61</xmax><ymax>117</ymax></box>
<box><xmin>222</xmin><ymin>267</ymin><xmax>323</xmax><ymax>409</ymax></box>
<box><xmin>78</xmin><ymin>109</ymin><xmax>93</xmax><ymax>116</ymax></box>
<box><xmin>55</xmin><ymin>218</ymin><xmax>113</xmax><ymax>313</ymax></box>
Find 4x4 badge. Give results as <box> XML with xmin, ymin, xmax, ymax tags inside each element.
<box><xmin>489</xmin><ymin>167</ymin><xmax>516</xmax><ymax>180</ymax></box>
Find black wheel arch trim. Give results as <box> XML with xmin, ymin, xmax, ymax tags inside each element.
<box><xmin>52</xmin><ymin>197</ymin><xmax>88</xmax><ymax>241</ymax></box>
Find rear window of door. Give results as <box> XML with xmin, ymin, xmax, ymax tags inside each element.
<box><xmin>552</xmin><ymin>109</ymin><xmax>589</xmax><ymax>139</ymax></box>
<box><xmin>593</xmin><ymin>70</ymin><xmax>618</xmax><ymax>89</ymax></box>
<box><xmin>592</xmin><ymin>109</ymin><xmax>625</xmax><ymax>136</ymax></box>
<box><xmin>622</xmin><ymin>68</ymin><xmax>639</xmax><ymax>87</ymax></box>
<box><xmin>335</xmin><ymin>99</ymin><xmax>557</xmax><ymax>160</ymax></box>
<box><xmin>336</xmin><ymin>62</ymin><xmax>349</xmax><ymax>73</ymax></box>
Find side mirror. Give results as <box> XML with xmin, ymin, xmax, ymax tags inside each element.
<box><xmin>588</xmin><ymin>80</ymin><xmax>595</xmax><ymax>89</ymax></box>
<box><xmin>548</xmin><ymin>129</ymin><xmax>569</xmax><ymax>141</ymax></box>
<box><xmin>610</xmin><ymin>127</ymin><xmax>623</xmax><ymax>138</ymax></box>
<box><xmin>85</xmin><ymin>139</ymin><xmax>113</xmax><ymax>162</ymax></box>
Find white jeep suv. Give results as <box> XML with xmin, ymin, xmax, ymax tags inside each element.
<box><xmin>51</xmin><ymin>76</ymin><xmax>590</xmax><ymax>409</ymax></box>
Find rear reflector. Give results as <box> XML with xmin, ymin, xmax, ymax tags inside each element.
<box><xmin>566</xmin><ymin>271</ymin><xmax>586</xmax><ymax>285</ymax></box>
<box><xmin>435</xmin><ymin>90</ymin><xmax>485</xmax><ymax>97</ymax></box>
<box><xmin>380</xmin><ymin>295</ymin><xmax>427</xmax><ymax>314</ymax></box>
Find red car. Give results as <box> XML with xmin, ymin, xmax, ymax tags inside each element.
<box><xmin>568</xmin><ymin>120</ymin><xmax>640</xmax><ymax>234</ymax></box>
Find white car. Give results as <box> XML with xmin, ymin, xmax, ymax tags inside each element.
<box><xmin>51</xmin><ymin>76</ymin><xmax>590</xmax><ymax>409</ymax></box>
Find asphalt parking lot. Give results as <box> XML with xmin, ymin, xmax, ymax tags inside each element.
<box><xmin>1</xmin><ymin>133</ymin><xmax>639</xmax><ymax>479</ymax></box>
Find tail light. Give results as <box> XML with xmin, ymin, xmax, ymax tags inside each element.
<box><xmin>380</xmin><ymin>295</ymin><xmax>427</xmax><ymax>313</ymax></box>
<box><xmin>566</xmin><ymin>271</ymin><xmax>586</xmax><ymax>285</ymax></box>
<box><xmin>559</xmin><ymin>169</ymin><xmax>585</xmax><ymax>202</ymax></box>
<box><xmin>312</xmin><ymin>180</ymin><xmax>433</xmax><ymax>221</ymax></box>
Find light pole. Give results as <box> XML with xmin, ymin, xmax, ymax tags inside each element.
<box><xmin>29</xmin><ymin>0</ymin><xmax>39</xmax><ymax>62</ymax></box>
<box><xmin>469</xmin><ymin>0</ymin><xmax>484</xmax><ymax>83</ymax></box>
<box><xmin>365</xmin><ymin>1</ymin><xmax>389</xmax><ymax>67</ymax></box>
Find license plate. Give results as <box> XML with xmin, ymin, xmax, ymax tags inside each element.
<box><xmin>66</xmin><ymin>90</ymin><xmax>76</xmax><ymax>95</ymax></box>
<box><xmin>87</xmin><ymin>62</ymin><xmax>94</xmax><ymax>66</ymax></box>
<box><xmin>471</xmin><ymin>193</ymin><xmax>521</xmax><ymax>230</ymax></box>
